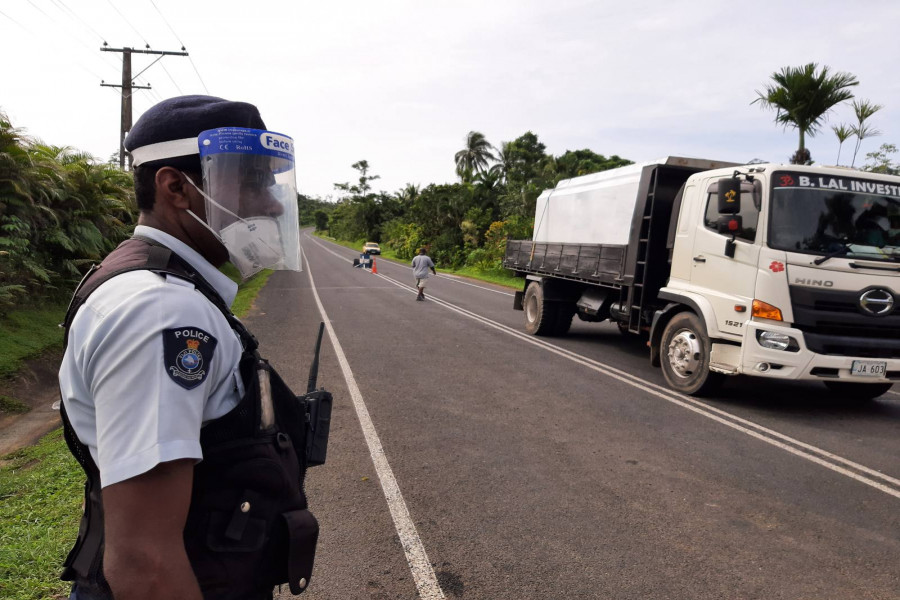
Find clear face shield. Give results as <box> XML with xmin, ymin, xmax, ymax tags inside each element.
<box><xmin>188</xmin><ymin>128</ymin><xmax>302</xmax><ymax>279</ymax></box>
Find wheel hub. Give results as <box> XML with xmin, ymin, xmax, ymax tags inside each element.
<box><xmin>666</xmin><ymin>329</ymin><xmax>702</xmax><ymax>378</ymax></box>
<box><xmin>525</xmin><ymin>295</ymin><xmax>537</xmax><ymax>323</ymax></box>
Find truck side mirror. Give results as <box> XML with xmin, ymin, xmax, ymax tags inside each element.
<box><xmin>717</xmin><ymin>177</ymin><xmax>741</xmax><ymax>214</ymax></box>
<box><xmin>717</xmin><ymin>215</ymin><xmax>742</xmax><ymax>258</ymax></box>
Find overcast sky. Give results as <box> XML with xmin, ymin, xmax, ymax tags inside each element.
<box><xmin>3</xmin><ymin>0</ymin><xmax>899</xmax><ymax>199</ymax></box>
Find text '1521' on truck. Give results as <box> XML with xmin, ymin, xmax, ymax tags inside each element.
<box><xmin>503</xmin><ymin>157</ymin><xmax>900</xmax><ymax>400</ymax></box>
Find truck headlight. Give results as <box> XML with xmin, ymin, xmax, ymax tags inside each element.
<box><xmin>756</xmin><ymin>330</ymin><xmax>799</xmax><ymax>352</ymax></box>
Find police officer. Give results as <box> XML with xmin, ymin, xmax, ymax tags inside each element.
<box><xmin>58</xmin><ymin>95</ymin><xmax>319</xmax><ymax>600</ymax></box>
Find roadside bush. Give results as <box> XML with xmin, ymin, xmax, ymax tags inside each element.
<box><xmin>0</xmin><ymin>111</ymin><xmax>137</xmax><ymax>314</ymax></box>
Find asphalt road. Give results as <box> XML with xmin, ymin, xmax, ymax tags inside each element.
<box><xmin>247</xmin><ymin>232</ymin><xmax>900</xmax><ymax>600</ymax></box>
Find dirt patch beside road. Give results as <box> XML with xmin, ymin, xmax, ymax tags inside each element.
<box><xmin>0</xmin><ymin>350</ymin><xmax>63</xmax><ymax>460</ymax></box>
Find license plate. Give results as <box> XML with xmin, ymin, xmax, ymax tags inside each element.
<box><xmin>851</xmin><ymin>360</ymin><xmax>887</xmax><ymax>377</ymax></box>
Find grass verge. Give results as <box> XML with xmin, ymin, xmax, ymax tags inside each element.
<box><xmin>219</xmin><ymin>264</ymin><xmax>275</xmax><ymax>318</ymax></box>
<box><xmin>0</xmin><ymin>396</ymin><xmax>30</xmax><ymax>415</ymax></box>
<box><xmin>0</xmin><ymin>266</ymin><xmax>274</xmax><ymax>599</ymax></box>
<box><xmin>0</xmin><ymin>307</ymin><xmax>66</xmax><ymax>381</ymax></box>
<box><xmin>0</xmin><ymin>429</ymin><xmax>82</xmax><ymax>600</ymax></box>
<box><xmin>312</xmin><ymin>231</ymin><xmax>522</xmax><ymax>289</ymax></box>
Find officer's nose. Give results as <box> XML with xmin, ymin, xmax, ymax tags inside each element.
<box><xmin>241</xmin><ymin>188</ymin><xmax>284</xmax><ymax>218</ymax></box>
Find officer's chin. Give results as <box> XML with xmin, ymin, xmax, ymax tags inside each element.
<box><xmin>196</xmin><ymin>231</ymin><xmax>229</xmax><ymax>267</ymax></box>
<box><xmin>210</xmin><ymin>241</ymin><xmax>230</xmax><ymax>268</ymax></box>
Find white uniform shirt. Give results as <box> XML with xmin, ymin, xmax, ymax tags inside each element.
<box><xmin>59</xmin><ymin>226</ymin><xmax>245</xmax><ymax>488</ymax></box>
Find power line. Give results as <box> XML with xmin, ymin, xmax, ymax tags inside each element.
<box><xmin>187</xmin><ymin>57</ymin><xmax>210</xmax><ymax>94</ymax></box>
<box><xmin>11</xmin><ymin>2</ymin><xmax>116</xmax><ymax>82</ymax></box>
<box><xmin>148</xmin><ymin>0</ymin><xmax>210</xmax><ymax>93</ymax></box>
<box><xmin>105</xmin><ymin>0</ymin><xmax>151</xmax><ymax>48</ymax></box>
<box><xmin>24</xmin><ymin>0</ymin><xmax>52</xmax><ymax>20</ymax></box>
<box><xmin>51</xmin><ymin>0</ymin><xmax>106</xmax><ymax>44</ymax></box>
<box><xmin>159</xmin><ymin>62</ymin><xmax>184</xmax><ymax>95</ymax></box>
<box><xmin>0</xmin><ymin>7</ymin><xmax>31</xmax><ymax>32</ymax></box>
<box><xmin>149</xmin><ymin>0</ymin><xmax>183</xmax><ymax>47</ymax></box>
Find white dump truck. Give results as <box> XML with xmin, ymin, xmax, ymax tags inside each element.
<box><xmin>502</xmin><ymin>157</ymin><xmax>900</xmax><ymax>398</ymax></box>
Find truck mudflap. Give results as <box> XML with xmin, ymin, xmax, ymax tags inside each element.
<box><xmin>513</xmin><ymin>290</ymin><xmax>524</xmax><ymax>311</ymax></box>
<box><xmin>741</xmin><ymin>320</ymin><xmax>900</xmax><ymax>382</ymax></box>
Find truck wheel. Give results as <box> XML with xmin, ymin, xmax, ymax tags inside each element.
<box><xmin>823</xmin><ymin>381</ymin><xmax>892</xmax><ymax>401</ymax></box>
<box><xmin>523</xmin><ymin>282</ymin><xmax>555</xmax><ymax>336</ymax></box>
<box><xmin>660</xmin><ymin>312</ymin><xmax>723</xmax><ymax>396</ymax></box>
<box><xmin>552</xmin><ymin>304</ymin><xmax>576</xmax><ymax>336</ymax></box>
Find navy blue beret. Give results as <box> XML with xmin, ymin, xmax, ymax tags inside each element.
<box><xmin>125</xmin><ymin>95</ymin><xmax>266</xmax><ymax>171</ymax></box>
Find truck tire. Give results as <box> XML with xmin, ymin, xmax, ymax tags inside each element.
<box><xmin>552</xmin><ymin>304</ymin><xmax>576</xmax><ymax>336</ymax></box>
<box><xmin>523</xmin><ymin>282</ymin><xmax>556</xmax><ymax>336</ymax></box>
<box><xmin>823</xmin><ymin>381</ymin><xmax>892</xmax><ymax>401</ymax></box>
<box><xmin>659</xmin><ymin>312</ymin><xmax>724</xmax><ymax>396</ymax></box>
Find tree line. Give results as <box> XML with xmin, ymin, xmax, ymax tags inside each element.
<box><xmin>0</xmin><ymin>111</ymin><xmax>137</xmax><ymax>313</ymax></box>
<box><xmin>315</xmin><ymin>132</ymin><xmax>632</xmax><ymax>269</ymax></box>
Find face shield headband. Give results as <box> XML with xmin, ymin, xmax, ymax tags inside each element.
<box><xmin>131</xmin><ymin>128</ymin><xmax>302</xmax><ymax>280</ymax></box>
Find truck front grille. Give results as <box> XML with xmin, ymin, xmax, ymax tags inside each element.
<box><xmin>790</xmin><ymin>285</ymin><xmax>900</xmax><ymax>359</ymax></box>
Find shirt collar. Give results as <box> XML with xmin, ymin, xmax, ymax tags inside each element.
<box><xmin>134</xmin><ymin>225</ymin><xmax>238</xmax><ymax>307</ymax></box>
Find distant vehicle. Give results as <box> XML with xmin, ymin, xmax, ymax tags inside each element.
<box><xmin>503</xmin><ymin>157</ymin><xmax>900</xmax><ymax>400</ymax></box>
<box><xmin>363</xmin><ymin>242</ymin><xmax>381</xmax><ymax>255</ymax></box>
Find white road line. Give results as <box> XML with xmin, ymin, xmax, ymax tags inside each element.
<box><xmin>369</xmin><ymin>270</ymin><xmax>900</xmax><ymax>500</ymax></box>
<box><xmin>888</xmin><ymin>390</ymin><xmax>900</xmax><ymax>397</ymax></box>
<box><xmin>303</xmin><ymin>253</ymin><xmax>445</xmax><ymax>600</ymax></box>
<box><xmin>305</xmin><ymin>234</ymin><xmax>515</xmax><ymax>297</ymax></box>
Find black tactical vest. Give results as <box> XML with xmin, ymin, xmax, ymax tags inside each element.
<box><xmin>59</xmin><ymin>236</ymin><xmax>325</xmax><ymax>599</ymax></box>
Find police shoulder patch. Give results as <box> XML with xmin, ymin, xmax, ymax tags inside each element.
<box><xmin>163</xmin><ymin>327</ymin><xmax>218</xmax><ymax>390</ymax></box>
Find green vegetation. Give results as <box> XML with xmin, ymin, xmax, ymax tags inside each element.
<box><xmin>0</xmin><ymin>429</ymin><xmax>83</xmax><ymax>600</ymax></box>
<box><xmin>0</xmin><ymin>111</ymin><xmax>137</xmax><ymax>314</ymax></box>
<box><xmin>849</xmin><ymin>99</ymin><xmax>883</xmax><ymax>167</ymax></box>
<box><xmin>220</xmin><ymin>263</ymin><xmax>275</xmax><ymax>317</ymax></box>
<box><xmin>450</xmin><ymin>266</ymin><xmax>520</xmax><ymax>289</ymax></box>
<box><xmin>0</xmin><ymin>395</ymin><xmax>29</xmax><ymax>414</ymax></box>
<box><xmin>863</xmin><ymin>143</ymin><xmax>899</xmax><ymax>175</ymax></box>
<box><xmin>317</xmin><ymin>130</ymin><xmax>631</xmax><ymax>273</ymax></box>
<box><xmin>753</xmin><ymin>63</ymin><xmax>859</xmax><ymax>165</ymax></box>
<box><xmin>0</xmin><ymin>306</ymin><xmax>66</xmax><ymax>380</ymax></box>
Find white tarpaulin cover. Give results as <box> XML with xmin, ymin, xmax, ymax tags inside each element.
<box><xmin>532</xmin><ymin>156</ymin><xmax>736</xmax><ymax>244</ymax></box>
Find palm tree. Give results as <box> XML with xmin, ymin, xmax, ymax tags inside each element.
<box><xmin>454</xmin><ymin>131</ymin><xmax>496</xmax><ymax>183</ymax></box>
<box><xmin>396</xmin><ymin>183</ymin><xmax>420</xmax><ymax>208</ymax></box>
<box><xmin>832</xmin><ymin>124</ymin><xmax>853</xmax><ymax>165</ymax></box>
<box><xmin>850</xmin><ymin>99</ymin><xmax>882</xmax><ymax>167</ymax></box>
<box><xmin>753</xmin><ymin>63</ymin><xmax>858</xmax><ymax>164</ymax></box>
<box><xmin>490</xmin><ymin>141</ymin><xmax>514</xmax><ymax>183</ymax></box>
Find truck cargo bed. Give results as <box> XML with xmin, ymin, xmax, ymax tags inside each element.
<box><xmin>503</xmin><ymin>240</ymin><xmax>626</xmax><ymax>286</ymax></box>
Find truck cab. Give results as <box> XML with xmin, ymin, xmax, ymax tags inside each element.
<box><xmin>657</xmin><ymin>165</ymin><xmax>899</xmax><ymax>398</ymax></box>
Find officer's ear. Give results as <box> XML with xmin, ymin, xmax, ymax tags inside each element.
<box><xmin>155</xmin><ymin>168</ymin><xmax>199</xmax><ymax>210</ymax></box>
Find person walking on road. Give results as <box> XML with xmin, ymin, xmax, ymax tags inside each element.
<box><xmin>57</xmin><ymin>95</ymin><xmax>323</xmax><ymax>600</ymax></box>
<box><xmin>412</xmin><ymin>247</ymin><xmax>436</xmax><ymax>301</ymax></box>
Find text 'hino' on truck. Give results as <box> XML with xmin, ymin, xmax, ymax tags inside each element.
<box><xmin>502</xmin><ymin>157</ymin><xmax>900</xmax><ymax>399</ymax></box>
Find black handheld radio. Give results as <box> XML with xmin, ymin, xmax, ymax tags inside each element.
<box><xmin>302</xmin><ymin>322</ymin><xmax>332</xmax><ymax>467</ymax></box>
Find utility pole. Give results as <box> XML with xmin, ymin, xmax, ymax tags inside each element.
<box><xmin>101</xmin><ymin>45</ymin><xmax>189</xmax><ymax>169</ymax></box>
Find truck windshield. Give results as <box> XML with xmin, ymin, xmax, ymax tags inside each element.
<box><xmin>768</xmin><ymin>171</ymin><xmax>900</xmax><ymax>263</ymax></box>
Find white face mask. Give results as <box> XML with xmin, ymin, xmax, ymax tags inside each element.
<box><xmin>219</xmin><ymin>216</ymin><xmax>285</xmax><ymax>277</ymax></box>
<box><xmin>182</xmin><ymin>174</ymin><xmax>286</xmax><ymax>279</ymax></box>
